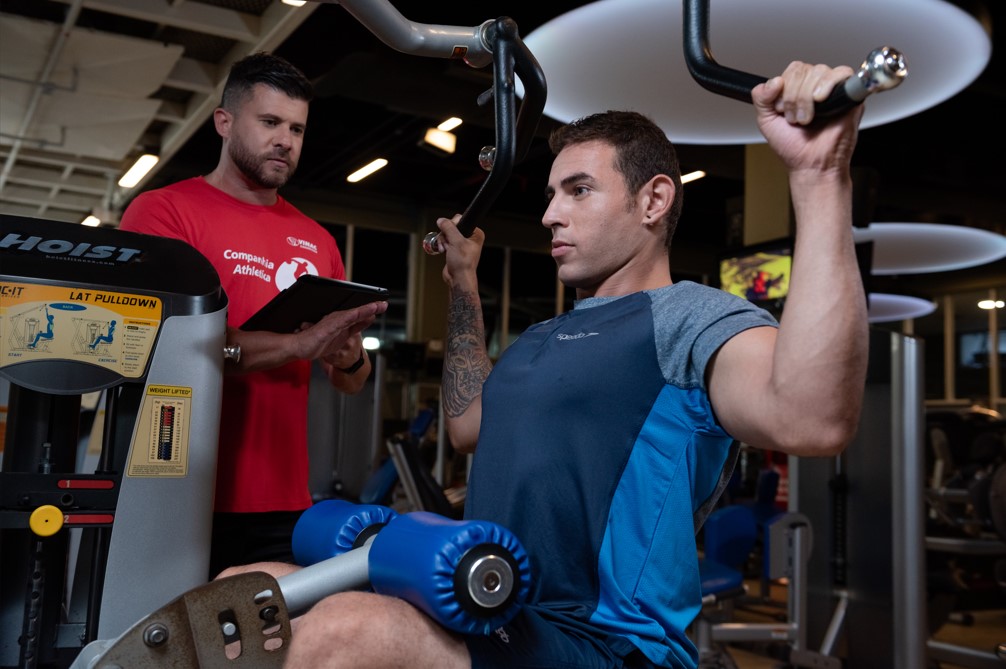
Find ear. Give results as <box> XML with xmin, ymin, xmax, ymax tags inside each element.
<box><xmin>213</xmin><ymin>107</ymin><xmax>232</xmax><ymax>139</ymax></box>
<box><xmin>640</xmin><ymin>174</ymin><xmax>676</xmax><ymax>227</ymax></box>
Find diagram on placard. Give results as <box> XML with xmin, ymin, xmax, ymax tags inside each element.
<box><xmin>7</xmin><ymin>304</ymin><xmax>56</xmax><ymax>351</ymax></box>
<box><xmin>80</xmin><ymin>319</ymin><xmax>117</xmax><ymax>354</ymax></box>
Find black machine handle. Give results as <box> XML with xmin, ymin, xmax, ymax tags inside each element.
<box><xmin>422</xmin><ymin>18</ymin><xmax>547</xmax><ymax>254</ymax></box>
<box><xmin>683</xmin><ymin>0</ymin><xmax>906</xmax><ymax>115</ymax></box>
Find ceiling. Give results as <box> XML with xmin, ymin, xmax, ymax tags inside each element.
<box><xmin>1</xmin><ymin>0</ymin><xmax>1004</xmax><ymax>315</ymax></box>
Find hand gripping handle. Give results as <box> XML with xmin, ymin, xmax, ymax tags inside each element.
<box><xmin>683</xmin><ymin>0</ymin><xmax>906</xmax><ymax>115</ymax></box>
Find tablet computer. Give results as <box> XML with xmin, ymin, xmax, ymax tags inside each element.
<box><xmin>240</xmin><ymin>274</ymin><xmax>389</xmax><ymax>333</ymax></box>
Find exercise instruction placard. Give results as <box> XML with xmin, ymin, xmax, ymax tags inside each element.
<box><xmin>0</xmin><ymin>281</ymin><xmax>162</xmax><ymax>378</ymax></box>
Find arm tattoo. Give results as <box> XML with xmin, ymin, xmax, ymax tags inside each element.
<box><xmin>443</xmin><ymin>288</ymin><xmax>492</xmax><ymax>418</ymax></box>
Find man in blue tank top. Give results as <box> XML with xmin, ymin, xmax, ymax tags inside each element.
<box><xmin>251</xmin><ymin>61</ymin><xmax>869</xmax><ymax>669</ymax></box>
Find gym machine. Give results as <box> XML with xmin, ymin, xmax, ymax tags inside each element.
<box><xmin>0</xmin><ymin>214</ymin><xmax>227</xmax><ymax>668</ymax></box>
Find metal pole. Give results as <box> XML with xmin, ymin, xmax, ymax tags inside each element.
<box><xmin>891</xmin><ymin>333</ymin><xmax>927</xmax><ymax>669</ymax></box>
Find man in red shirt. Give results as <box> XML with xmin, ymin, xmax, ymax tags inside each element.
<box><xmin>120</xmin><ymin>52</ymin><xmax>387</xmax><ymax>577</ymax></box>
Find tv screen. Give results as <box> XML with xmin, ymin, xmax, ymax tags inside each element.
<box><xmin>718</xmin><ymin>236</ymin><xmax>872</xmax><ymax>317</ymax></box>
<box><xmin>719</xmin><ymin>239</ymin><xmax>793</xmax><ymax>305</ymax></box>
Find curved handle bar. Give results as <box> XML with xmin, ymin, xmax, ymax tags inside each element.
<box><xmin>683</xmin><ymin>0</ymin><xmax>906</xmax><ymax>115</ymax></box>
<box><xmin>332</xmin><ymin>1</ymin><xmax>547</xmax><ymax>255</ymax></box>
<box><xmin>422</xmin><ymin>18</ymin><xmax>547</xmax><ymax>255</ymax></box>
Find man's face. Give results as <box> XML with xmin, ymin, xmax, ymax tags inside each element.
<box><xmin>542</xmin><ymin>140</ymin><xmax>649</xmax><ymax>297</ymax></box>
<box><xmin>225</xmin><ymin>83</ymin><xmax>308</xmax><ymax>189</ymax></box>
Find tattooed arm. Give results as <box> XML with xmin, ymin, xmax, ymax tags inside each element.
<box><xmin>436</xmin><ymin>216</ymin><xmax>492</xmax><ymax>453</ymax></box>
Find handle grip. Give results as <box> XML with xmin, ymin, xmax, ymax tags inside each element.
<box><xmin>423</xmin><ymin>17</ymin><xmax>547</xmax><ymax>255</ymax></box>
<box><xmin>683</xmin><ymin>0</ymin><xmax>906</xmax><ymax>115</ymax></box>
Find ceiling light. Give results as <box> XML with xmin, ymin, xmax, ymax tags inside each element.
<box><xmin>852</xmin><ymin>223</ymin><xmax>1006</xmax><ymax>274</ymax></box>
<box><xmin>978</xmin><ymin>300</ymin><xmax>1005</xmax><ymax>310</ymax></box>
<box><xmin>681</xmin><ymin>170</ymin><xmax>706</xmax><ymax>184</ymax></box>
<box><xmin>421</xmin><ymin>128</ymin><xmax>457</xmax><ymax>154</ymax></box>
<box><xmin>118</xmin><ymin>154</ymin><xmax>159</xmax><ymax>188</ymax></box>
<box><xmin>347</xmin><ymin>158</ymin><xmax>388</xmax><ymax>183</ymax></box>
<box><xmin>438</xmin><ymin>117</ymin><xmax>463</xmax><ymax>132</ymax></box>
<box><xmin>281</xmin><ymin>0</ymin><xmax>307</xmax><ymax>6</ymax></box>
<box><xmin>81</xmin><ymin>215</ymin><xmax>100</xmax><ymax>227</ymax></box>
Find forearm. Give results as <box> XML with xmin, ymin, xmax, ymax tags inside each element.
<box><xmin>770</xmin><ymin>171</ymin><xmax>868</xmax><ymax>450</ymax></box>
<box><xmin>442</xmin><ymin>275</ymin><xmax>491</xmax><ymax>452</ymax></box>
<box><xmin>223</xmin><ymin>326</ymin><xmax>304</xmax><ymax>374</ymax></box>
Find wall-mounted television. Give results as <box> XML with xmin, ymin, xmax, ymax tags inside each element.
<box><xmin>718</xmin><ymin>237</ymin><xmax>793</xmax><ymax>315</ymax></box>
<box><xmin>718</xmin><ymin>235</ymin><xmax>874</xmax><ymax>318</ymax></box>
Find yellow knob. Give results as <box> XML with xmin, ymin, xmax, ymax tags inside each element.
<box><xmin>29</xmin><ymin>505</ymin><xmax>64</xmax><ymax>537</ymax></box>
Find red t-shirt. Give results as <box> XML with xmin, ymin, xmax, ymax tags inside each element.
<box><xmin>120</xmin><ymin>177</ymin><xmax>345</xmax><ymax>513</ymax></box>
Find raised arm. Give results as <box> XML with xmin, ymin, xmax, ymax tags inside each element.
<box><xmin>708</xmin><ymin>62</ymin><xmax>869</xmax><ymax>457</ymax></box>
<box><xmin>437</xmin><ymin>216</ymin><xmax>492</xmax><ymax>453</ymax></box>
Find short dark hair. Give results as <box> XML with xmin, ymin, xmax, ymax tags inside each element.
<box><xmin>548</xmin><ymin>110</ymin><xmax>684</xmax><ymax>250</ymax></box>
<box><xmin>221</xmin><ymin>52</ymin><xmax>314</xmax><ymax>111</ymax></box>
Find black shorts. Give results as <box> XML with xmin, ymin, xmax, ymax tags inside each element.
<box><xmin>466</xmin><ymin>606</ymin><xmax>659</xmax><ymax>669</ymax></box>
<box><xmin>208</xmin><ymin>510</ymin><xmax>303</xmax><ymax>579</ymax></box>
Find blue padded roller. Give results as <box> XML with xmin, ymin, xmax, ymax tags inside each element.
<box><xmin>368</xmin><ymin>511</ymin><xmax>531</xmax><ymax>635</ymax></box>
<box><xmin>293</xmin><ymin>499</ymin><xmax>398</xmax><ymax>567</ymax></box>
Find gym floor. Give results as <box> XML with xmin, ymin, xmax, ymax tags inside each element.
<box><xmin>700</xmin><ymin>579</ymin><xmax>1005</xmax><ymax>668</ymax></box>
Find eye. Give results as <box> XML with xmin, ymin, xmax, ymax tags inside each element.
<box><xmin>573</xmin><ymin>185</ymin><xmax>590</xmax><ymax>197</ymax></box>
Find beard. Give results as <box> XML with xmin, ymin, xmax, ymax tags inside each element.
<box><xmin>229</xmin><ymin>137</ymin><xmax>297</xmax><ymax>189</ymax></box>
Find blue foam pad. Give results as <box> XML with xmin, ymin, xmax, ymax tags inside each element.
<box><xmin>293</xmin><ymin>499</ymin><xmax>398</xmax><ymax>567</ymax></box>
<box><xmin>368</xmin><ymin>512</ymin><xmax>531</xmax><ymax>635</ymax></box>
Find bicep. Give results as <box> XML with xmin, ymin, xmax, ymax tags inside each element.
<box><xmin>444</xmin><ymin>396</ymin><xmax>482</xmax><ymax>455</ymax></box>
<box><xmin>706</xmin><ymin>326</ymin><xmax>779</xmax><ymax>448</ymax></box>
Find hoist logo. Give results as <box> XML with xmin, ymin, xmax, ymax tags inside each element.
<box><xmin>0</xmin><ymin>232</ymin><xmax>142</xmax><ymax>263</ymax></box>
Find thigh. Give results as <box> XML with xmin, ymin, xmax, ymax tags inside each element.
<box><xmin>287</xmin><ymin>590</ymin><xmax>470</xmax><ymax>669</ymax></box>
<box><xmin>466</xmin><ymin>607</ymin><xmax>648</xmax><ymax>669</ymax></box>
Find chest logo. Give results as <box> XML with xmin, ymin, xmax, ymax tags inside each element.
<box><xmin>276</xmin><ymin>257</ymin><xmax>318</xmax><ymax>290</ymax></box>
<box><xmin>286</xmin><ymin>236</ymin><xmax>318</xmax><ymax>253</ymax></box>
<box><xmin>556</xmin><ymin>331</ymin><xmax>599</xmax><ymax>341</ymax></box>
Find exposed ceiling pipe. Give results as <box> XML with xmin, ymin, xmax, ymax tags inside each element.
<box><xmin>0</xmin><ymin>0</ymin><xmax>85</xmax><ymax>194</ymax></box>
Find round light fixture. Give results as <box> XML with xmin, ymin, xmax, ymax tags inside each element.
<box><xmin>520</xmin><ymin>0</ymin><xmax>990</xmax><ymax>144</ymax></box>
<box><xmin>853</xmin><ymin>223</ymin><xmax>1006</xmax><ymax>275</ymax></box>
<box><xmin>868</xmin><ymin>293</ymin><xmax>937</xmax><ymax>323</ymax></box>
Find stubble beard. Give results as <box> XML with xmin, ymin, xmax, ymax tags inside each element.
<box><xmin>229</xmin><ymin>140</ymin><xmax>296</xmax><ymax>190</ymax></box>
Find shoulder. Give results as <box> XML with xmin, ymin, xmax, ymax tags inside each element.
<box><xmin>648</xmin><ymin>281</ymin><xmax>771</xmax><ymax>326</ymax></box>
<box><xmin>648</xmin><ymin>281</ymin><xmax>777</xmax><ymax>388</ymax></box>
<box><xmin>119</xmin><ymin>178</ymin><xmax>209</xmax><ymax>237</ymax></box>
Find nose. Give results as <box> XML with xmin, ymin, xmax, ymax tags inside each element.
<box><xmin>542</xmin><ymin>197</ymin><xmax>564</xmax><ymax>230</ymax></box>
<box><xmin>274</xmin><ymin>125</ymin><xmax>294</xmax><ymax>150</ymax></box>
